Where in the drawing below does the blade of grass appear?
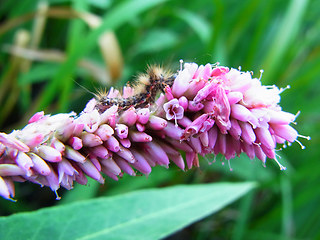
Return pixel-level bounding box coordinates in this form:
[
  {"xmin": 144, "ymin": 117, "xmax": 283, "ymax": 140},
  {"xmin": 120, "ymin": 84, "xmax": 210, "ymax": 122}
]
[
  {"xmin": 58, "ymin": 0, "xmax": 89, "ymax": 111},
  {"xmin": 35, "ymin": 0, "xmax": 169, "ymax": 112},
  {"xmin": 261, "ymin": 0, "xmax": 309, "ymax": 84}
]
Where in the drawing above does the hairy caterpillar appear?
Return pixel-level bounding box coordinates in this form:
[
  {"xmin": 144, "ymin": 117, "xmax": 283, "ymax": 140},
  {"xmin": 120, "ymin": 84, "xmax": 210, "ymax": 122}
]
[{"xmin": 95, "ymin": 65, "xmax": 176, "ymax": 112}]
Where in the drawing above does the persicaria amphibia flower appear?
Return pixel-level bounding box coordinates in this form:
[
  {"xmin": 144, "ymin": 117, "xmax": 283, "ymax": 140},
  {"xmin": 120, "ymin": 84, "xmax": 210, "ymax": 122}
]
[{"xmin": 0, "ymin": 62, "xmax": 309, "ymax": 200}]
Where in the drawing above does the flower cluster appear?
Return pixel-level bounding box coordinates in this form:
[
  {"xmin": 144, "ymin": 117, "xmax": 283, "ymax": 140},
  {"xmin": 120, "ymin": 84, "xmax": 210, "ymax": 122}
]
[{"xmin": 0, "ymin": 62, "xmax": 307, "ymax": 200}]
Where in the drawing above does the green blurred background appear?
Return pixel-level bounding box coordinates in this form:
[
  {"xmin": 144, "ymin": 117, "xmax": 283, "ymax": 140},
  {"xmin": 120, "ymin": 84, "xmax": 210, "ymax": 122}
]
[{"xmin": 0, "ymin": 0, "xmax": 319, "ymax": 239}]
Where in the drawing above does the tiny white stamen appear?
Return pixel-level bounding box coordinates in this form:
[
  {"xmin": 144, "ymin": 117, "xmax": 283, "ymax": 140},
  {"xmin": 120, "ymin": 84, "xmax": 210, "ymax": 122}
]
[
  {"xmin": 179, "ymin": 59, "xmax": 183, "ymax": 71},
  {"xmin": 279, "ymin": 85, "xmax": 291, "ymax": 94},
  {"xmin": 173, "ymin": 113, "xmax": 178, "ymax": 127},
  {"xmin": 228, "ymin": 160, "xmax": 233, "ymax": 171},
  {"xmin": 212, "ymin": 154, "xmax": 217, "ymax": 163},
  {"xmin": 7, "ymin": 197, "xmax": 17, "ymax": 202},
  {"xmin": 55, "ymin": 190, "xmax": 61, "ymax": 200},
  {"xmin": 298, "ymin": 134, "xmax": 311, "ymax": 140},
  {"xmin": 273, "ymin": 155, "xmax": 286, "ymax": 171},
  {"xmin": 203, "ymin": 155, "xmax": 212, "ymax": 165},
  {"xmin": 295, "ymin": 139, "xmax": 305, "ymax": 149},
  {"xmin": 259, "ymin": 69, "xmax": 264, "ymax": 80}
]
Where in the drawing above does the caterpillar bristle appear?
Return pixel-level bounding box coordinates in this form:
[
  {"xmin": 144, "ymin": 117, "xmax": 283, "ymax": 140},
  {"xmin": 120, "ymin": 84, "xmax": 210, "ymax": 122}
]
[{"xmin": 95, "ymin": 65, "xmax": 176, "ymax": 113}]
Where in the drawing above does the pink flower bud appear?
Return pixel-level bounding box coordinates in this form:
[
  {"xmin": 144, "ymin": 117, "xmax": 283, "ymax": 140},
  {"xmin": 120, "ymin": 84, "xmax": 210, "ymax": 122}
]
[
  {"xmin": 95, "ymin": 124, "xmax": 114, "ymax": 141},
  {"xmin": 115, "ymin": 124, "xmax": 128, "ymax": 139},
  {"xmin": 137, "ymin": 108, "xmax": 150, "ymax": 124},
  {"xmin": 148, "ymin": 116, "xmax": 167, "ymax": 130}
]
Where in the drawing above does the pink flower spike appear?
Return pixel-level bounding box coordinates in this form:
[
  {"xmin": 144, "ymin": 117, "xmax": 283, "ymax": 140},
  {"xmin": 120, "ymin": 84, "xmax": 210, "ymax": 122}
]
[
  {"xmin": 143, "ymin": 142, "xmax": 170, "ymax": 166},
  {"xmin": 64, "ymin": 146, "xmax": 86, "ymax": 163},
  {"xmin": 172, "ymin": 68, "xmax": 192, "ymax": 97},
  {"xmin": 231, "ymin": 104, "xmax": 259, "ymax": 128},
  {"xmin": 116, "ymin": 146, "xmax": 135, "ymax": 163},
  {"xmin": 37, "ymin": 146, "xmax": 62, "ymax": 162},
  {"xmin": 28, "ymin": 111, "xmax": 44, "ymax": 123},
  {"xmin": 115, "ymin": 124, "xmax": 128, "ymax": 139},
  {"xmin": 131, "ymin": 149, "xmax": 152, "ymax": 175},
  {"xmin": 100, "ymin": 158, "xmax": 121, "ymax": 176},
  {"xmin": 83, "ymin": 98, "xmax": 97, "ymax": 113},
  {"xmin": 255, "ymin": 127, "xmax": 275, "ymax": 149},
  {"xmin": 168, "ymin": 153, "xmax": 185, "ymax": 170},
  {"xmin": 193, "ymin": 81, "xmax": 217, "ymax": 103},
  {"xmin": 147, "ymin": 116, "xmax": 167, "ymax": 130},
  {"xmin": 199, "ymin": 132, "xmax": 209, "ymax": 147},
  {"xmin": 80, "ymin": 109, "xmax": 101, "ymax": 133},
  {"xmin": 239, "ymin": 121, "xmax": 256, "ymax": 144},
  {"xmin": 95, "ymin": 124, "xmax": 114, "ymax": 141},
  {"xmin": 68, "ymin": 136, "xmax": 83, "ymax": 150},
  {"xmin": 199, "ymin": 118, "xmax": 215, "ymax": 133},
  {"xmin": 137, "ymin": 108, "xmax": 150, "ymax": 125},
  {"xmin": 208, "ymin": 126, "xmax": 218, "ymax": 150},
  {"xmin": 90, "ymin": 156, "xmax": 102, "ymax": 172},
  {"xmin": 227, "ymin": 91, "xmax": 243, "ymax": 105},
  {"xmin": 120, "ymin": 107, "xmax": 137, "ymax": 126},
  {"xmin": 0, "ymin": 177, "xmax": 11, "ymax": 200},
  {"xmin": 165, "ymin": 85, "xmax": 174, "ymax": 100},
  {"xmin": 271, "ymin": 124, "xmax": 298, "ymax": 143},
  {"xmin": 51, "ymin": 139, "xmax": 65, "ymax": 153},
  {"xmin": 119, "ymin": 138, "xmax": 131, "ymax": 148},
  {"xmin": 190, "ymin": 136, "xmax": 202, "ymax": 153},
  {"xmin": 92, "ymin": 145, "xmax": 110, "ymax": 159},
  {"xmin": 79, "ymin": 160, "xmax": 104, "ymax": 183},
  {"xmin": 254, "ymin": 145, "xmax": 267, "ymax": 163},
  {"xmin": 211, "ymin": 67, "xmax": 229, "ymax": 77},
  {"xmin": 130, "ymin": 132, "xmax": 152, "ymax": 143},
  {"xmin": 58, "ymin": 158, "xmax": 78, "ymax": 177},
  {"xmin": 183, "ymin": 114, "xmax": 208, "ymax": 139},
  {"xmin": 104, "ymin": 136, "xmax": 120, "ymax": 152},
  {"xmin": 242, "ymin": 142, "xmax": 255, "ymax": 159},
  {"xmin": 136, "ymin": 123, "xmax": 146, "ymax": 132},
  {"xmin": 0, "ymin": 133, "xmax": 29, "ymax": 152},
  {"xmin": 0, "ymin": 61, "xmax": 308, "ymax": 199},
  {"xmin": 229, "ymin": 119, "xmax": 242, "ymax": 140},
  {"xmin": 113, "ymin": 155, "xmax": 135, "ymax": 176},
  {"xmin": 188, "ymin": 101, "xmax": 204, "ymax": 112},
  {"xmin": 166, "ymin": 138, "xmax": 194, "ymax": 152},
  {"xmin": 73, "ymin": 123, "xmax": 84, "ymax": 136},
  {"xmin": 100, "ymin": 105, "xmax": 118, "ymax": 124},
  {"xmin": 101, "ymin": 168, "xmax": 118, "ymax": 181},
  {"xmin": 0, "ymin": 164, "xmax": 25, "ymax": 176},
  {"xmin": 186, "ymin": 152, "xmax": 197, "ymax": 169},
  {"xmin": 178, "ymin": 96, "xmax": 188, "ymax": 110},
  {"xmin": 29, "ymin": 153, "xmax": 51, "ymax": 176},
  {"xmin": 163, "ymin": 122, "xmax": 184, "ymax": 140},
  {"xmin": 45, "ymin": 165, "xmax": 60, "ymax": 192},
  {"xmin": 22, "ymin": 133, "xmax": 44, "ymax": 149},
  {"xmin": 267, "ymin": 109, "xmax": 296, "ymax": 125},
  {"xmin": 81, "ymin": 132, "xmax": 103, "ymax": 147},
  {"xmin": 164, "ymin": 99, "xmax": 184, "ymax": 123},
  {"xmin": 177, "ymin": 116, "xmax": 193, "ymax": 128}
]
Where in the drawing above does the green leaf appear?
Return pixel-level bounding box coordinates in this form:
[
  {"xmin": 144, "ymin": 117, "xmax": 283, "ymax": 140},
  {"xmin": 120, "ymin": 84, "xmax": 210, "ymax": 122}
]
[
  {"xmin": 175, "ymin": 9, "xmax": 211, "ymax": 44},
  {"xmin": 261, "ymin": 0, "xmax": 309, "ymax": 83},
  {"xmin": 18, "ymin": 63, "xmax": 60, "ymax": 85},
  {"xmin": 0, "ymin": 182, "xmax": 255, "ymax": 240},
  {"xmin": 135, "ymin": 29, "xmax": 179, "ymax": 54}
]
